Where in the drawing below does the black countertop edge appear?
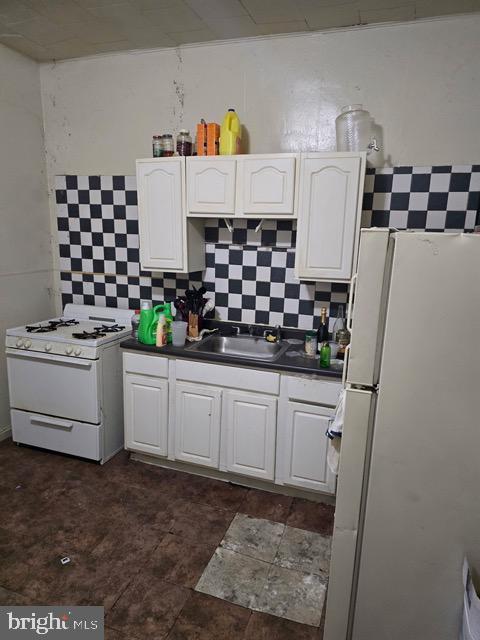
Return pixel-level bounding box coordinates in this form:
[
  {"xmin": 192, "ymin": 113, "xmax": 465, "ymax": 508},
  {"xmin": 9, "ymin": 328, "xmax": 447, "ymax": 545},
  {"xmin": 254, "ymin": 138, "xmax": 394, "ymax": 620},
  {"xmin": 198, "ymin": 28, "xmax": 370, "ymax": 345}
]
[{"xmin": 120, "ymin": 338, "xmax": 343, "ymax": 380}]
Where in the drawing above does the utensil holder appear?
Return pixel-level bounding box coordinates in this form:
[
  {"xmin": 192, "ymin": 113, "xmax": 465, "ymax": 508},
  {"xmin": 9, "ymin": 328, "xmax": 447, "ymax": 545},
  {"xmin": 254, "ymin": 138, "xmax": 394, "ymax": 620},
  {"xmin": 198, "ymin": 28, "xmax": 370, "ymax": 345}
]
[{"xmin": 188, "ymin": 312, "xmax": 200, "ymax": 338}]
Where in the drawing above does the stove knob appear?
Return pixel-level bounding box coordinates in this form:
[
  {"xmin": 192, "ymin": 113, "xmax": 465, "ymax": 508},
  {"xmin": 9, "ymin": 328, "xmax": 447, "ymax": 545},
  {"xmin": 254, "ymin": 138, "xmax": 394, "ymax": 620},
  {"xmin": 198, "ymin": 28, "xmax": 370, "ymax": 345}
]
[
  {"xmin": 74, "ymin": 348, "xmax": 82, "ymax": 356},
  {"xmin": 65, "ymin": 346, "xmax": 73, "ymax": 355},
  {"xmin": 45, "ymin": 343, "xmax": 52, "ymax": 352},
  {"xmin": 24, "ymin": 340, "xmax": 32, "ymax": 348},
  {"xmin": 16, "ymin": 339, "xmax": 24, "ymax": 348}
]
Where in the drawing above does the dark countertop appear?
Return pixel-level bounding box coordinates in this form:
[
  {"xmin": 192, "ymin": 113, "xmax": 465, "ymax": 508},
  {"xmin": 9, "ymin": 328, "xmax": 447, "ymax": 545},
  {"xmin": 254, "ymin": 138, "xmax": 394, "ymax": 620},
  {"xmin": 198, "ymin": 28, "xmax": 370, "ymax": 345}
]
[{"xmin": 120, "ymin": 337, "xmax": 343, "ymax": 380}]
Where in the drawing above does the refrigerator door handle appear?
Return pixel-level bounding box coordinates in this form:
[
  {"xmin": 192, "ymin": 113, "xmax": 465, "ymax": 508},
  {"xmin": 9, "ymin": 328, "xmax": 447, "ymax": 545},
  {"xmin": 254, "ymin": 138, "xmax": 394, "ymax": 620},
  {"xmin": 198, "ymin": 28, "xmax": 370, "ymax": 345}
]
[
  {"xmin": 342, "ymin": 344, "xmax": 351, "ymax": 386},
  {"xmin": 347, "ymin": 273, "xmax": 357, "ymax": 333}
]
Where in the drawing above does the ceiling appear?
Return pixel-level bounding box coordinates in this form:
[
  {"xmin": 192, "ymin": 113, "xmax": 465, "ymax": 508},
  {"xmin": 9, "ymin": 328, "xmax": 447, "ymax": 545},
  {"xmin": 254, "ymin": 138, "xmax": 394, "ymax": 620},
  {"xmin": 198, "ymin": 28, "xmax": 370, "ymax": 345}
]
[{"xmin": 0, "ymin": 0, "xmax": 479, "ymax": 62}]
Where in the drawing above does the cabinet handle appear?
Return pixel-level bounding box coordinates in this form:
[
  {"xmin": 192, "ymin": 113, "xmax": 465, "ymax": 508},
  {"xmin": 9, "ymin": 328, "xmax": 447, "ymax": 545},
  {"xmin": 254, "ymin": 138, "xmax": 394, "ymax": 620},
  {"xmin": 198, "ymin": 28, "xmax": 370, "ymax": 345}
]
[
  {"xmin": 347, "ymin": 273, "xmax": 357, "ymax": 333},
  {"xmin": 7, "ymin": 348, "xmax": 93, "ymax": 368},
  {"xmin": 342, "ymin": 344, "xmax": 351, "ymax": 386},
  {"xmin": 30, "ymin": 415, "xmax": 74, "ymax": 430}
]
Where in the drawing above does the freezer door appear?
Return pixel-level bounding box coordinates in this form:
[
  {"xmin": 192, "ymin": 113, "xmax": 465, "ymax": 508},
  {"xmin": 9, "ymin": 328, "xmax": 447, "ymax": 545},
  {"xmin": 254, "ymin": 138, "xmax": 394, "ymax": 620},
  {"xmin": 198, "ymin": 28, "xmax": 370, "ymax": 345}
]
[
  {"xmin": 346, "ymin": 228, "xmax": 394, "ymax": 387},
  {"xmin": 351, "ymin": 233, "xmax": 480, "ymax": 640},
  {"xmin": 323, "ymin": 388, "xmax": 376, "ymax": 640}
]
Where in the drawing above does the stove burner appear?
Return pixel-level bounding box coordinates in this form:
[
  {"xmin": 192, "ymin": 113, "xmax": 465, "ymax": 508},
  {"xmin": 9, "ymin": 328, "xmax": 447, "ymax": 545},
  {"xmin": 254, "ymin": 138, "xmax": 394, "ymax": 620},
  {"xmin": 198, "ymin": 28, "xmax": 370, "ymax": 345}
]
[
  {"xmin": 71, "ymin": 323, "xmax": 125, "ymax": 341},
  {"xmin": 26, "ymin": 319, "xmax": 79, "ymax": 333},
  {"xmin": 93, "ymin": 324, "xmax": 125, "ymax": 333},
  {"xmin": 25, "ymin": 325, "xmax": 55, "ymax": 334},
  {"xmin": 72, "ymin": 330, "xmax": 107, "ymax": 340}
]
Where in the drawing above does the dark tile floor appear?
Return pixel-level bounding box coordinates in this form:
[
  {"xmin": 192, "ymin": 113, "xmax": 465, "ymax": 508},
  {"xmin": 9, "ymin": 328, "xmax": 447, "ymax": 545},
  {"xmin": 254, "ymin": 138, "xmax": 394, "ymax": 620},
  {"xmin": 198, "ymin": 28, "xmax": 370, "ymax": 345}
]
[{"xmin": 0, "ymin": 439, "xmax": 334, "ymax": 639}]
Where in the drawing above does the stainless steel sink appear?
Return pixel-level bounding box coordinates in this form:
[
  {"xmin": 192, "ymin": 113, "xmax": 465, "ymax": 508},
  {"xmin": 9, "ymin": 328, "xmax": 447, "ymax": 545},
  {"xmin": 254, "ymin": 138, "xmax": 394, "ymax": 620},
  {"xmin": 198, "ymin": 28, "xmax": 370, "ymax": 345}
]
[{"xmin": 188, "ymin": 334, "xmax": 290, "ymax": 361}]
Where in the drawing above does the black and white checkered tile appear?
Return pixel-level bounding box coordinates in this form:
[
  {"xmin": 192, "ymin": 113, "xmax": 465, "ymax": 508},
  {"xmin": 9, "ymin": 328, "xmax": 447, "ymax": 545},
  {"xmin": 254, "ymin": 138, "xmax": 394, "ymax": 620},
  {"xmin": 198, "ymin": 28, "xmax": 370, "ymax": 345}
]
[
  {"xmin": 203, "ymin": 245, "xmax": 347, "ymax": 328},
  {"xmin": 204, "ymin": 218, "xmax": 296, "ymax": 247},
  {"xmin": 55, "ymin": 175, "xmax": 338, "ymax": 330},
  {"xmin": 56, "ymin": 165, "xmax": 479, "ymax": 330},
  {"xmin": 362, "ymin": 165, "xmax": 480, "ymax": 231}
]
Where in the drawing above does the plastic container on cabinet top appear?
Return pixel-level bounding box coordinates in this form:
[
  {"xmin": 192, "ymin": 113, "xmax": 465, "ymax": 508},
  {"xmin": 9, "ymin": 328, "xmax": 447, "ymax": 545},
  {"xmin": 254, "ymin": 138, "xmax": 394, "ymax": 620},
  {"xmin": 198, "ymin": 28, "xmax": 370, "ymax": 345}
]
[
  {"xmin": 219, "ymin": 109, "xmax": 241, "ymax": 155},
  {"xmin": 335, "ymin": 104, "xmax": 373, "ymax": 153}
]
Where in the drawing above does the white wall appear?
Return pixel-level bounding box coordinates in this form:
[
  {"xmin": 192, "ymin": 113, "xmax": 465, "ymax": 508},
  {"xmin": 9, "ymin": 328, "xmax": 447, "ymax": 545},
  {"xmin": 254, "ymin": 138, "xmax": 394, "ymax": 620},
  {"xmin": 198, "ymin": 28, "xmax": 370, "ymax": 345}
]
[
  {"xmin": 0, "ymin": 44, "xmax": 54, "ymax": 435},
  {"xmin": 40, "ymin": 14, "xmax": 480, "ymax": 178},
  {"xmin": 39, "ymin": 14, "xmax": 480, "ymax": 313}
]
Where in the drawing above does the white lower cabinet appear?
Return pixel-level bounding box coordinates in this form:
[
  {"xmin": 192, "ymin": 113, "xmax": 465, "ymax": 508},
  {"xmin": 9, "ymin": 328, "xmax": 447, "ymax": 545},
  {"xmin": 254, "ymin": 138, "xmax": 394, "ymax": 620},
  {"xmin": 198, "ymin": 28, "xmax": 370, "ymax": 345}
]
[
  {"xmin": 124, "ymin": 373, "xmax": 168, "ymax": 457},
  {"xmin": 123, "ymin": 352, "xmax": 339, "ymax": 495},
  {"xmin": 174, "ymin": 382, "xmax": 222, "ymax": 469},
  {"xmin": 224, "ymin": 390, "xmax": 277, "ymax": 481},
  {"xmin": 283, "ymin": 401, "xmax": 336, "ymax": 494}
]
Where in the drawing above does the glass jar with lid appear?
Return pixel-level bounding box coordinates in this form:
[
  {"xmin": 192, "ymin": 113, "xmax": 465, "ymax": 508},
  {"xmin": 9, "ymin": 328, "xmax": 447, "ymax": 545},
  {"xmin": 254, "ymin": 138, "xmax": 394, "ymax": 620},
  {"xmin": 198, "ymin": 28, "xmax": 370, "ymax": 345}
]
[
  {"xmin": 304, "ymin": 331, "xmax": 318, "ymax": 357},
  {"xmin": 152, "ymin": 135, "xmax": 162, "ymax": 157},
  {"xmin": 176, "ymin": 129, "xmax": 192, "ymax": 156},
  {"xmin": 162, "ymin": 134, "xmax": 175, "ymax": 157}
]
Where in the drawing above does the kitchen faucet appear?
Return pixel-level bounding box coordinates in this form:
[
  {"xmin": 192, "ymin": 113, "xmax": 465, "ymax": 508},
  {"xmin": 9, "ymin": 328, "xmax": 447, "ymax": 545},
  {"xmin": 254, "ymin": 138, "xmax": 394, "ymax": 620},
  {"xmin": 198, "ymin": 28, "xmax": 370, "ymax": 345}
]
[
  {"xmin": 263, "ymin": 325, "xmax": 282, "ymax": 342},
  {"xmin": 274, "ymin": 325, "xmax": 282, "ymax": 342}
]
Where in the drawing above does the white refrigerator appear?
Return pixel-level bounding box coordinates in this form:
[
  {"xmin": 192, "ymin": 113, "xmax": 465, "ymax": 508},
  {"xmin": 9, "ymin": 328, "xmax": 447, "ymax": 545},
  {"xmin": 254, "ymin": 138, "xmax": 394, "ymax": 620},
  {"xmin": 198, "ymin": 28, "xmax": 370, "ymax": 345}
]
[{"xmin": 324, "ymin": 229, "xmax": 480, "ymax": 640}]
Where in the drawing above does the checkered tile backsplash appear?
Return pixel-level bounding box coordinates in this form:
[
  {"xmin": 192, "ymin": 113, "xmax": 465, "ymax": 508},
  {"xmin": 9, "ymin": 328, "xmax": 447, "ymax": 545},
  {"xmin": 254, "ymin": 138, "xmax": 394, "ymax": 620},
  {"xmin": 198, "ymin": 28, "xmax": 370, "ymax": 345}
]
[{"xmin": 56, "ymin": 165, "xmax": 479, "ymax": 330}]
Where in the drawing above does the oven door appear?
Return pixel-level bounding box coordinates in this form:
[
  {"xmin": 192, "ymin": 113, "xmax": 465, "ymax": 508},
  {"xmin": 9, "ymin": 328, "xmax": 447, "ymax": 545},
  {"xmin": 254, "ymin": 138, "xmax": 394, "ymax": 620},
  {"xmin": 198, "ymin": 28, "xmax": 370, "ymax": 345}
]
[{"xmin": 6, "ymin": 348, "xmax": 101, "ymax": 424}]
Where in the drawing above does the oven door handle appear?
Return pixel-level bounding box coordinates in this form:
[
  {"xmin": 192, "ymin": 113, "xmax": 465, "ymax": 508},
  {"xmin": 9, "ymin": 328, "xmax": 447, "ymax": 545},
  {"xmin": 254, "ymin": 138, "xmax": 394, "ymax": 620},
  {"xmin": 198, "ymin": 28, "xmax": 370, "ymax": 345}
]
[
  {"xmin": 5, "ymin": 348, "xmax": 93, "ymax": 368},
  {"xmin": 29, "ymin": 415, "xmax": 74, "ymax": 430}
]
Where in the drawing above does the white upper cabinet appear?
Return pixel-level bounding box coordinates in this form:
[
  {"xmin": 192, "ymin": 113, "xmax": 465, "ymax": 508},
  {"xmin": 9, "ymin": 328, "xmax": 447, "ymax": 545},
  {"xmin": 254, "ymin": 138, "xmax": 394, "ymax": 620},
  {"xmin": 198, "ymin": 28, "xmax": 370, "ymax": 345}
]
[
  {"xmin": 136, "ymin": 158, "xmax": 204, "ymax": 273},
  {"xmin": 187, "ymin": 157, "xmax": 236, "ymax": 215},
  {"xmin": 186, "ymin": 154, "xmax": 297, "ymax": 218},
  {"xmin": 295, "ymin": 153, "xmax": 366, "ymax": 282},
  {"xmin": 136, "ymin": 152, "xmax": 365, "ymax": 277},
  {"xmin": 240, "ymin": 155, "xmax": 297, "ymax": 216}
]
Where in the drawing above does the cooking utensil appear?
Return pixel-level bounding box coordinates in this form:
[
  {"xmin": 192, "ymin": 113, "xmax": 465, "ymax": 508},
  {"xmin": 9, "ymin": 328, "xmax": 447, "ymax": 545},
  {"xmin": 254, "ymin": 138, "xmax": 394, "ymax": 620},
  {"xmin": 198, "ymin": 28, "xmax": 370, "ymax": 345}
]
[
  {"xmin": 174, "ymin": 297, "xmax": 188, "ymax": 321},
  {"xmin": 202, "ymin": 298, "xmax": 215, "ymax": 316}
]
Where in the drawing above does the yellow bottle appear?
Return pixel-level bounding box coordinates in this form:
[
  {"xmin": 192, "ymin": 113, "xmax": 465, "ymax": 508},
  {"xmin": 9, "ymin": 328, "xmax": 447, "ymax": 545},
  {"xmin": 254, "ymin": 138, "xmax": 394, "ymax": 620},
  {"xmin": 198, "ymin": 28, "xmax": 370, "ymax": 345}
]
[{"xmin": 219, "ymin": 108, "xmax": 241, "ymax": 155}]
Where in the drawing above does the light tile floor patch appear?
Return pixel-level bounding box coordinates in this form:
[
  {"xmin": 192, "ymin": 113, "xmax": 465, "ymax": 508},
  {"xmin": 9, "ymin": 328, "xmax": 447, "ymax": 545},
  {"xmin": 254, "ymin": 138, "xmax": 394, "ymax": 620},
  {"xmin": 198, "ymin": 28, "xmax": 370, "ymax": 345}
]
[
  {"xmin": 195, "ymin": 514, "xmax": 331, "ymax": 626},
  {"xmin": 221, "ymin": 514, "xmax": 285, "ymax": 563},
  {"xmin": 256, "ymin": 564, "xmax": 327, "ymax": 627},
  {"xmin": 274, "ymin": 525, "xmax": 331, "ymax": 576},
  {"xmin": 195, "ymin": 547, "xmax": 270, "ymax": 609}
]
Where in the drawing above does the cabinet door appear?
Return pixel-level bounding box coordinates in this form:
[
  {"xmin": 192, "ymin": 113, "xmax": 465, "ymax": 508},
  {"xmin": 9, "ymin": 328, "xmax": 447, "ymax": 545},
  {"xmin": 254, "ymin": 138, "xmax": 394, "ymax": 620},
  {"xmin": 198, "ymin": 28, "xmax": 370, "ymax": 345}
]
[
  {"xmin": 295, "ymin": 154, "xmax": 364, "ymax": 281},
  {"xmin": 284, "ymin": 401, "xmax": 336, "ymax": 493},
  {"xmin": 175, "ymin": 382, "xmax": 222, "ymax": 468},
  {"xmin": 124, "ymin": 373, "xmax": 168, "ymax": 457},
  {"xmin": 225, "ymin": 390, "xmax": 277, "ymax": 480},
  {"xmin": 187, "ymin": 158, "xmax": 236, "ymax": 215},
  {"xmin": 136, "ymin": 158, "xmax": 185, "ymax": 271},
  {"xmin": 241, "ymin": 156, "xmax": 296, "ymax": 216}
]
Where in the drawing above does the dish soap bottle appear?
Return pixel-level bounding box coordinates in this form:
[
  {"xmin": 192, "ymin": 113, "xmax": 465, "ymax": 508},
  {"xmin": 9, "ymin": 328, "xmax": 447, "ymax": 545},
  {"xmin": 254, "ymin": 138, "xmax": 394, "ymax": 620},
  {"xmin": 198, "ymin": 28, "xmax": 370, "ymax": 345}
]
[
  {"xmin": 155, "ymin": 302, "xmax": 173, "ymax": 344},
  {"xmin": 219, "ymin": 109, "xmax": 241, "ymax": 155},
  {"xmin": 156, "ymin": 313, "xmax": 167, "ymax": 347},
  {"xmin": 131, "ymin": 309, "xmax": 141, "ymax": 340}
]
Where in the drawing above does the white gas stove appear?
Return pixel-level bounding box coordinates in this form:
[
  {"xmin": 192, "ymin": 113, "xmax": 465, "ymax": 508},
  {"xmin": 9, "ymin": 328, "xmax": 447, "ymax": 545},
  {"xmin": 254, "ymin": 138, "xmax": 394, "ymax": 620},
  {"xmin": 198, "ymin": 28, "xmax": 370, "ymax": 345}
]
[
  {"xmin": 5, "ymin": 304, "xmax": 133, "ymax": 463},
  {"xmin": 6, "ymin": 303, "xmax": 132, "ymax": 360}
]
